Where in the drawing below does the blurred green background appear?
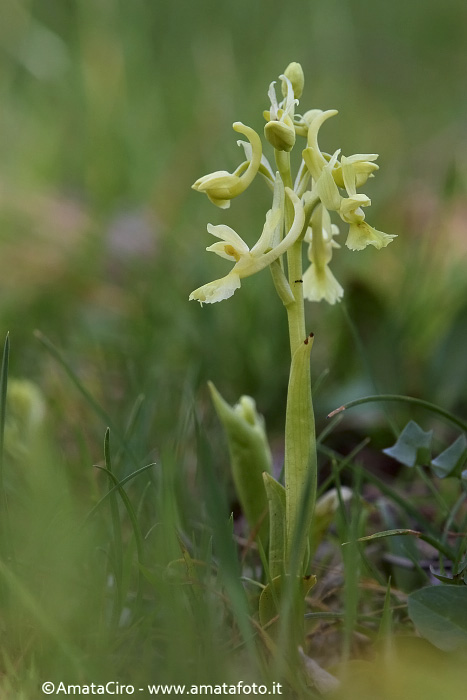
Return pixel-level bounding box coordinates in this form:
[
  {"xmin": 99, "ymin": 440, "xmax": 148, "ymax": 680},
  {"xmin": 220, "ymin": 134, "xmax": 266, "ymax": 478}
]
[{"xmin": 1, "ymin": 0, "xmax": 467, "ymax": 464}]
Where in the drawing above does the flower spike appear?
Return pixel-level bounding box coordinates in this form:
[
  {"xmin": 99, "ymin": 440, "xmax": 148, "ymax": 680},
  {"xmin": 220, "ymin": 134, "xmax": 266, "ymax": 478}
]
[{"xmin": 191, "ymin": 62, "xmax": 396, "ymax": 305}]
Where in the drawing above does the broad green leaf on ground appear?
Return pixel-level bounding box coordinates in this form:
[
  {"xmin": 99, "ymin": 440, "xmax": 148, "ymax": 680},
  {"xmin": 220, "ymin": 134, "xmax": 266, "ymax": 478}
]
[
  {"xmin": 383, "ymin": 421, "xmax": 432, "ymax": 468},
  {"xmin": 431, "ymin": 434, "xmax": 467, "ymax": 478},
  {"xmin": 408, "ymin": 585, "xmax": 467, "ymax": 651}
]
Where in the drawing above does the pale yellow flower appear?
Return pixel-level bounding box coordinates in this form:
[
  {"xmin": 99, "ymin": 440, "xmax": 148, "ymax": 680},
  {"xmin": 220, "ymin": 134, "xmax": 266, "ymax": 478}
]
[
  {"xmin": 303, "ymin": 205, "xmax": 343, "ymax": 305},
  {"xmin": 339, "ymin": 193, "xmax": 396, "ymax": 250},
  {"xmin": 192, "ymin": 122, "xmax": 262, "ymax": 208},
  {"xmin": 190, "ymin": 186, "xmax": 305, "ymax": 304}
]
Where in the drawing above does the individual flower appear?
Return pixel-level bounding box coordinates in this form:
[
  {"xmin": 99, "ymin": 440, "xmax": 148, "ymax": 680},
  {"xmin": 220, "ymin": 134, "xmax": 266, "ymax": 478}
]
[
  {"xmin": 263, "ymin": 75, "xmax": 298, "ymax": 152},
  {"xmin": 339, "ymin": 193, "xmax": 396, "ymax": 250},
  {"xmin": 192, "ymin": 122, "xmax": 262, "ymax": 208},
  {"xmin": 303, "ymin": 205, "xmax": 343, "ymax": 305},
  {"xmin": 189, "ymin": 185, "xmax": 305, "ymax": 304}
]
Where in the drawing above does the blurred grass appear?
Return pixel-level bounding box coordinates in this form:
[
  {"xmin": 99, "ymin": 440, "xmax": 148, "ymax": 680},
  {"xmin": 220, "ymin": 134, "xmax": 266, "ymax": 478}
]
[
  {"xmin": 0, "ymin": 0, "xmax": 467, "ymax": 692},
  {"xmin": 1, "ymin": 0, "xmax": 466, "ymax": 434}
]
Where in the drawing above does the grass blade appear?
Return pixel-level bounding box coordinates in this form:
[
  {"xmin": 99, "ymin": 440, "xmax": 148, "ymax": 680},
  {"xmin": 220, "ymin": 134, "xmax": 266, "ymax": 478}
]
[
  {"xmin": 104, "ymin": 428, "xmax": 124, "ymax": 625},
  {"xmin": 0, "ymin": 334, "xmax": 11, "ymax": 562},
  {"xmin": 328, "ymin": 393, "xmax": 467, "ymax": 432},
  {"xmin": 34, "ymin": 331, "xmax": 140, "ymax": 467}
]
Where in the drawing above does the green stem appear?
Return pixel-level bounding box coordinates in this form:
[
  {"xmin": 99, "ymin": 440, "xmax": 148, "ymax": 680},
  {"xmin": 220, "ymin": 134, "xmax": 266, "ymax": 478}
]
[
  {"xmin": 284, "ymin": 335, "xmax": 316, "ymax": 571},
  {"xmin": 275, "ymin": 150, "xmax": 306, "ymax": 356},
  {"xmin": 273, "ymin": 150, "xmax": 317, "ymax": 574}
]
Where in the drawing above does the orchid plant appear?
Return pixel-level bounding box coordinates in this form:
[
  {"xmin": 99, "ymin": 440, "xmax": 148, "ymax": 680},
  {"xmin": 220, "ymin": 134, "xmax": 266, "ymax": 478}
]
[{"xmin": 190, "ymin": 62, "xmax": 395, "ymax": 626}]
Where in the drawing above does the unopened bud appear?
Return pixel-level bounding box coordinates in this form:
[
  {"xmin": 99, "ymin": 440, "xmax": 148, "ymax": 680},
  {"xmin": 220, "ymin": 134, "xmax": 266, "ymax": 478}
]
[
  {"xmin": 282, "ymin": 62, "xmax": 304, "ymax": 99},
  {"xmin": 264, "ymin": 118, "xmax": 296, "ymax": 152}
]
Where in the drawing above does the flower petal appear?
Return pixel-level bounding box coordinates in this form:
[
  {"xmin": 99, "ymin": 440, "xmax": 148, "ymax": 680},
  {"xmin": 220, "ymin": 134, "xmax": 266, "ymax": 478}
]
[
  {"xmin": 267, "ymin": 81, "xmax": 279, "ymax": 120},
  {"xmin": 189, "ymin": 273, "xmax": 241, "ymax": 305},
  {"xmin": 237, "ymin": 139, "xmax": 275, "ymax": 181},
  {"xmin": 230, "ymin": 123, "xmax": 262, "ymax": 194},
  {"xmin": 250, "ymin": 207, "xmax": 282, "ymax": 256},
  {"xmin": 206, "ymin": 194, "xmax": 231, "ymax": 209},
  {"xmin": 193, "ymin": 171, "xmax": 238, "ymax": 193},
  {"xmin": 278, "ymin": 74, "xmax": 299, "ymax": 118},
  {"xmin": 315, "ymin": 150, "xmax": 342, "ymax": 211},
  {"xmin": 257, "ymin": 187, "xmax": 305, "ymax": 267},
  {"xmin": 346, "ymin": 221, "xmax": 397, "ymax": 251},
  {"xmin": 305, "ymin": 109, "xmax": 338, "ymax": 162},
  {"xmin": 303, "ymin": 263, "xmax": 344, "ymax": 305},
  {"xmin": 302, "ymin": 146, "xmax": 325, "ymax": 182},
  {"xmin": 206, "ymin": 223, "xmax": 250, "ymax": 252},
  {"xmin": 205, "ymin": 242, "xmax": 240, "ymax": 261},
  {"xmin": 341, "ymin": 154, "xmax": 379, "ymax": 195}
]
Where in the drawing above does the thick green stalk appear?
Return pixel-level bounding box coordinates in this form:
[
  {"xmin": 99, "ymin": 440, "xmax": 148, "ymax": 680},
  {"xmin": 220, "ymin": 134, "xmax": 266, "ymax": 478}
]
[{"xmin": 284, "ymin": 334, "xmax": 316, "ymax": 571}]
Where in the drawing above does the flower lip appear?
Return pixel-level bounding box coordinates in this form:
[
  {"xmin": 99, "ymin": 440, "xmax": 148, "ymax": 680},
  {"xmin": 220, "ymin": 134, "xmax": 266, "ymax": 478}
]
[
  {"xmin": 189, "ymin": 272, "xmax": 241, "ymax": 305},
  {"xmin": 303, "ymin": 263, "xmax": 344, "ymax": 305},
  {"xmin": 346, "ymin": 221, "xmax": 397, "ymax": 251}
]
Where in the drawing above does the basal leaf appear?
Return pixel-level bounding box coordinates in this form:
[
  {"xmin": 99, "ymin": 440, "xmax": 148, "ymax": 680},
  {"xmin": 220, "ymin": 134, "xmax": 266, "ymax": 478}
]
[
  {"xmin": 431, "ymin": 434, "xmax": 467, "ymax": 479},
  {"xmin": 408, "ymin": 585, "xmax": 467, "ymax": 651},
  {"xmin": 383, "ymin": 420, "xmax": 432, "ymax": 468}
]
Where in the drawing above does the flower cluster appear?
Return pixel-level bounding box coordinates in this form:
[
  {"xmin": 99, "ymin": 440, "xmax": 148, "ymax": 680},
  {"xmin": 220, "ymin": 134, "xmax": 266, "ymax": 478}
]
[{"xmin": 190, "ymin": 62, "xmax": 395, "ymax": 305}]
